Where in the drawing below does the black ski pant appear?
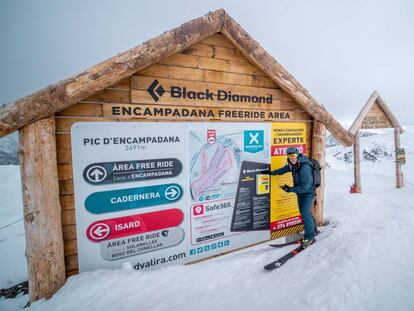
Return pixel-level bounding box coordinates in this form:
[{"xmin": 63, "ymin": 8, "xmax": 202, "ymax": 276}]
[{"xmin": 297, "ymin": 194, "xmax": 317, "ymax": 240}]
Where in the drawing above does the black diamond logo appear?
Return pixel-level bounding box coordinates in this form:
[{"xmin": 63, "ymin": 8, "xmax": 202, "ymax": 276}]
[{"xmin": 147, "ymin": 79, "xmax": 165, "ymax": 102}]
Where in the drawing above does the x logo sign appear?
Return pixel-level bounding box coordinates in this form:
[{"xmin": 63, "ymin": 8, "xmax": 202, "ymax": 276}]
[{"xmin": 249, "ymin": 132, "xmax": 259, "ymax": 144}]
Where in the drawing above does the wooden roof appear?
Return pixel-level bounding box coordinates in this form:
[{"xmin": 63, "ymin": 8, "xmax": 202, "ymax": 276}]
[
  {"xmin": 0, "ymin": 9, "xmax": 353, "ymax": 146},
  {"xmin": 349, "ymin": 91, "xmax": 404, "ymax": 135}
]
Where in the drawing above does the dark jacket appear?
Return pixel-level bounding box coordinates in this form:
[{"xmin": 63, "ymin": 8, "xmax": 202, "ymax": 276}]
[{"xmin": 270, "ymin": 154, "xmax": 315, "ymax": 196}]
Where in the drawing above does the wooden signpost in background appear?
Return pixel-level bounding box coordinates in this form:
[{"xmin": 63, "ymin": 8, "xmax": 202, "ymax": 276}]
[{"xmin": 349, "ymin": 91, "xmax": 405, "ymax": 192}]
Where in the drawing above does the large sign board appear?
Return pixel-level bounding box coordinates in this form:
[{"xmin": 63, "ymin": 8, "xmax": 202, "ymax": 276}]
[{"xmin": 71, "ymin": 122, "xmax": 272, "ymax": 272}]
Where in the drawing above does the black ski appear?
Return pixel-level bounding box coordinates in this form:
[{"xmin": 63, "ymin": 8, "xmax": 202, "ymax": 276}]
[
  {"xmin": 264, "ymin": 244, "xmax": 311, "ymax": 270},
  {"xmin": 269, "ymin": 239, "xmax": 302, "ymax": 248},
  {"xmin": 269, "ymin": 228, "xmax": 326, "ymax": 248},
  {"xmin": 0, "ymin": 281, "xmax": 28, "ymax": 298},
  {"xmin": 264, "ymin": 228, "xmax": 333, "ymax": 271}
]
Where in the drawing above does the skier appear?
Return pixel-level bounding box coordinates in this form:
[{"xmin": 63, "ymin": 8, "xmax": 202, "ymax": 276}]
[{"xmin": 268, "ymin": 146, "xmax": 318, "ymax": 248}]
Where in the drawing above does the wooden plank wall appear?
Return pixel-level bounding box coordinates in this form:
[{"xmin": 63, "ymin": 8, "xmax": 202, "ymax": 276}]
[{"xmin": 54, "ymin": 33, "xmax": 314, "ymax": 276}]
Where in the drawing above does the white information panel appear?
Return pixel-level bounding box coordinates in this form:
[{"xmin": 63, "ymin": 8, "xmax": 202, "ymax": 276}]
[
  {"xmin": 187, "ymin": 123, "xmax": 270, "ymax": 261},
  {"xmin": 71, "ymin": 122, "xmax": 270, "ymax": 272}
]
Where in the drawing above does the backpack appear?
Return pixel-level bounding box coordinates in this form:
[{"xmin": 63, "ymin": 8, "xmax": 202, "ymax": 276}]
[{"xmin": 307, "ymin": 158, "xmax": 322, "ymax": 188}]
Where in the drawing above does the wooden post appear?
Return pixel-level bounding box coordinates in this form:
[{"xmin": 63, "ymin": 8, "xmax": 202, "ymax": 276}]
[
  {"xmin": 311, "ymin": 121, "xmax": 326, "ymax": 226},
  {"xmin": 353, "ymin": 130, "xmax": 362, "ymax": 193},
  {"xmin": 19, "ymin": 117, "xmax": 66, "ymax": 302},
  {"xmin": 394, "ymin": 127, "xmax": 404, "ymax": 188}
]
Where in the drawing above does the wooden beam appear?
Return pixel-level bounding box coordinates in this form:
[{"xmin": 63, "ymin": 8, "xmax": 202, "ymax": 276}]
[
  {"xmin": 377, "ymin": 95, "xmax": 404, "ymax": 133},
  {"xmin": 353, "ymin": 130, "xmax": 362, "ymax": 193},
  {"xmin": 221, "ymin": 12, "xmax": 353, "ymax": 147},
  {"xmin": 0, "ymin": 8, "xmax": 355, "ymax": 150},
  {"xmin": 0, "ymin": 8, "xmax": 354, "ymax": 149},
  {"xmin": 19, "ymin": 117, "xmax": 66, "ymax": 302},
  {"xmin": 349, "ymin": 92, "xmax": 378, "ymax": 135},
  {"xmin": 394, "ymin": 127, "xmax": 404, "ymax": 188},
  {"xmin": 0, "ymin": 9, "xmax": 225, "ymax": 137},
  {"xmin": 311, "ymin": 121, "xmax": 326, "ymax": 225}
]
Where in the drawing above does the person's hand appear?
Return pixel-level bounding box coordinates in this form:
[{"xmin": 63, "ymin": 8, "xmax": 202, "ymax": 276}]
[
  {"xmin": 260, "ymin": 169, "xmax": 271, "ymax": 175},
  {"xmin": 280, "ymin": 184, "xmax": 292, "ymax": 192}
]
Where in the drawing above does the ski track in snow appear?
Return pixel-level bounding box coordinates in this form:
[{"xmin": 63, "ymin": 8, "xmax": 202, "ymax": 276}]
[{"xmin": 1, "ymin": 128, "xmax": 414, "ymax": 311}]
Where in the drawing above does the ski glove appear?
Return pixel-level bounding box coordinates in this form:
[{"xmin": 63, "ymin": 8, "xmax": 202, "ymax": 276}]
[
  {"xmin": 280, "ymin": 184, "xmax": 292, "ymax": 192},
  {"xmin": 260, "ymin": 169, "xmax": 271, "ymax": 175}
]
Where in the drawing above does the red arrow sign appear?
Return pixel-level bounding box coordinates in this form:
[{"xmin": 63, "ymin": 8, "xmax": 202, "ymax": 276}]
[
  {"xmin": 88, "ymin": 223, "xmax": 110, "ymax": 241},
  {"xmin": 86, "ymin": 208, "xmax": 184, "ymax": 242}
]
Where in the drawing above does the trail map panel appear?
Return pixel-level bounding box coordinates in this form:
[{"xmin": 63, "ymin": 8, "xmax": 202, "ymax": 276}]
[{"xmin": 188, "ymin": 123, "xmax": 270, "ymax": 262}]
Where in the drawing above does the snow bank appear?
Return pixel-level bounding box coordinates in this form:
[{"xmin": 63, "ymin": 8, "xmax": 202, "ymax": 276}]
[{"xmin": 2, "ymin": 127, "xmax": 414, "ymax": 311}]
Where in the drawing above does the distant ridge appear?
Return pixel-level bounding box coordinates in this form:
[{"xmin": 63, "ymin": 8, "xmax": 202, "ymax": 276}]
[{"xmin": 0, "ymin": 132, "xmax": 18, "ymax": 165}]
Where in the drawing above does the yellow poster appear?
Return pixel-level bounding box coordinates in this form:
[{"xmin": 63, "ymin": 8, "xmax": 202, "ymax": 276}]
[{"xmin": 270, "ymin": 123, "xmax": 307, "ymax": 239}]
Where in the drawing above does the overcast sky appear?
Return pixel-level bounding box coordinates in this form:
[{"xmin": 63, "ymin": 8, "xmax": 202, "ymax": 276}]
[{"xmin": 1, "ymin": 0, "xmax": 413, "ymax": 127}]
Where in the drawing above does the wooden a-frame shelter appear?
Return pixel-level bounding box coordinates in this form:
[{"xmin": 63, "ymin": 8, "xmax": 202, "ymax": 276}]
[{"xmin": 0, "ymin": 9, "xmax": 354, "ymax": 302}]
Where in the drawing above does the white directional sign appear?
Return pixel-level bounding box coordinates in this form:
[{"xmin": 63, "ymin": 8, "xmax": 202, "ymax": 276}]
[
  {"xmin": 72, "ymin": 122, "xmax": 188, "ymax": 272},
  {"xmin": 89, "ymin": 223, "xmax": 110, "ymax": 241},
  {"xmin": 86, "ymin": 165, "xmax": 107, "ymax": 183},
  {"xmin": 165, "ymin": 185, "xmax": 181, "ymax": 201}
]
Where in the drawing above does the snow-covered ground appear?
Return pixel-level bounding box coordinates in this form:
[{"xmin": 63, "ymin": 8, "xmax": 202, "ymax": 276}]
[
  {"xmin": 0, "ymin": 165, "xmax": 27, "ymax": 310},
  {"xmin": 1, "ymin": 127, "xmax": 414, "ymax": 311}
]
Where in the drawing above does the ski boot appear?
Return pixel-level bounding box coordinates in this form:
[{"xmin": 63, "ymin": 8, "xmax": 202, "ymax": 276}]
[{"xmin": 300, "ymin": 238, "xmax": 315, "ymax": 249}]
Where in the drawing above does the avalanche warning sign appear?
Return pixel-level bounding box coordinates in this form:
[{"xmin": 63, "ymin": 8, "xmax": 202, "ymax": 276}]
[{"xmin": 270, "ymin": 123, "xmax": 307, "ymax": 239}]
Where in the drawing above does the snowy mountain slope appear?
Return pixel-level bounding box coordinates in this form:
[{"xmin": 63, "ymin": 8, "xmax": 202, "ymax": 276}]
[
  {"xmin": 325, "ymin": 131, "xmax": 377, "ymax": 148},
  {"xmin": 0, "ymin": 166, "xmax": 26, "ymax": 311},
  {"xmin": 327, "ymin": 127, "xmax": 411, "ymax": 171},
  {"xmin": 0, "ymin": 132, "xmax": 19, "ymax": 165},
  {"xmin": 1, "ymin": 127, "xmax": 414, "ymax": 311}
]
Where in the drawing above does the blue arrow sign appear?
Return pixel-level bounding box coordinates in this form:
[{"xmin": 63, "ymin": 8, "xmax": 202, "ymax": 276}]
[
  {"xmin": 85, "ymin": 183, "xmax": 183, "ymax": 214},
  {"xmin": 165, "ymin": 185, "xmax": 181, "ymax": 200}
]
